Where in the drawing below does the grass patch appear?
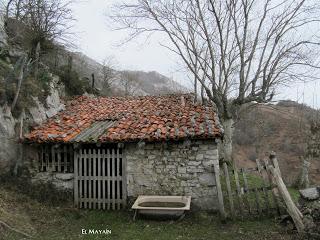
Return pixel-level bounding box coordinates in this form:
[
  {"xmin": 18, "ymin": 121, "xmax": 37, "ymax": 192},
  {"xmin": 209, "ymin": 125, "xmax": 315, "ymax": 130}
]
[{"xmin": 0, "ymin": 184, "xmax": 294, "ymax": 240}]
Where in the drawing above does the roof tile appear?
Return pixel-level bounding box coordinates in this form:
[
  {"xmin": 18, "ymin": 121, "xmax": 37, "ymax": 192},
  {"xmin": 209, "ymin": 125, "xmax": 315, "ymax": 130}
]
[{"xmin": 25, "ymin": 94, "xmax": 223, "ymax": 143}]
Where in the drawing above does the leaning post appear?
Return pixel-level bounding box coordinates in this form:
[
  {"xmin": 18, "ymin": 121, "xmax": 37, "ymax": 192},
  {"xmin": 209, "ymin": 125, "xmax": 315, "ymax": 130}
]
[{"xmin": 213, "ymin": 159, "xmax": 226, "ymax": 221}]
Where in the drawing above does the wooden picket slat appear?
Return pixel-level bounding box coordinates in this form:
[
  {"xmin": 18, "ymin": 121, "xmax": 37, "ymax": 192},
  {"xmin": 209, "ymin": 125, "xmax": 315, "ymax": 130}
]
[
  {"xmin": 241, "ymin": 168, "xmax": 252, "ymax": 214},
  {"xmin": 79, "ymin": 150, "xmax": 83, "ymax": 208},
  {"xmin": 223, "ymin": 162, "xmax": 235, "ymax": 218},
  {"xmin": 107, "ymin": 148, "xmax": 111, "ymax": 210},
  {"xmin": 111, "ymin": 148, "xmax": 116, "ymax": 210},
  {"xmin": 74, "ymin": 145, "xmax": 125, "ymax": 210},
  {"xmin": 63, "ymin": 145, "xmax": 67, "ymax": 173},
  {"xmin": 83, "ymin": 149, "xmax": 87, "ymax": 209},
  {"xmin": 116, "ymin": 147, "xmax": 121, "ymax": 210},
  {"xmin": 74, "ymin": 150, "xmax": 79, "ymax": 208},
  {"xmin": 233, "ymin": 166, "xmax": 243, "ymax": 216},
  {"xmin": 263, "ymin": 158, "xmax": 281, "ymax": 215},
  {"xmin": 256, "ymin": 159, "xmax": 271, "ymax": 215},
  {"xmin": 219, "ymin": 153, "xmax": 291, "ymax": 220},
  {"xmin": 89, "ymin": 149, "xmax": 92, "ymax": 209},
  {"xmin": 254, "ymin": 187, "xmax": 262, "ymax": 216},
  {"xmin": 102, "ymin": 149, "xmax": 106, "ymax": 210},
  {"xmin": 93, "ymin": 149, "xmax": 96, "ymax": 209},
  {"xmin": 97, "ymin": 148, "xmax": 101, "ymax": 210}
]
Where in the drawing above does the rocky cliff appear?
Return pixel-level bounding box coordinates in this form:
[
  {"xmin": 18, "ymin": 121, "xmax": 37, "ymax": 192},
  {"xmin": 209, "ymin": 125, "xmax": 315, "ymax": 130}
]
[
  {"xmin": 0, "ymin": 14, "xmax": 6, "ymax": 47},
  {"xmin": 0, "ymin": 77, "xmax": 65, "ymax": 173}
]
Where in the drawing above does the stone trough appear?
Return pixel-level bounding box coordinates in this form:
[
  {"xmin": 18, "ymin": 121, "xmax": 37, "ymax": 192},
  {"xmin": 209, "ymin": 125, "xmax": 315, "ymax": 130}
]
[{"xmin": 132, "ymin": 195, "xmax": 191, "ymax": 220}]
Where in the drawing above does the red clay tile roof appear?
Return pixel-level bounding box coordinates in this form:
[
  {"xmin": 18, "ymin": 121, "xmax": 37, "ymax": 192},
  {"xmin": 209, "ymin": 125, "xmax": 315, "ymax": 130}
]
[{"xmin": 25, "ymin": 94, "xmax": 223, "ymax": 143}]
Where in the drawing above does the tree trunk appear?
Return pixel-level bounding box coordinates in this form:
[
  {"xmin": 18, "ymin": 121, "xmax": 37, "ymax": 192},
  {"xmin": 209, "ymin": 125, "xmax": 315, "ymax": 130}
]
[
  {"xmin": 219, "ymin": 118, "xmax": 234, "ymax": 163},
  {"xmin": 34, "ymin": 41, "xmax": 41, "ymax": 79},
  {"xmin": 11, "ymin": 56, "xmax": 26, "ymax": 111},
  {"xmin": 13, "ymin": 109, "xmax": 25, "ymax": 176},
  {"xmin": 193, "ymin": 75, "xmax": 197, "ymax": 103}
]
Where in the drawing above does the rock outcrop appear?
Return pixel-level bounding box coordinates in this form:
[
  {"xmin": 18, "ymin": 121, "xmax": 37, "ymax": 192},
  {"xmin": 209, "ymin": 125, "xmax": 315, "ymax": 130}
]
[
  {"xmin": 0, "ymin": 14, "xmax": 7, "ymax": 47},
  {"xmin": 0, "ymin": 107, "xmax": 17, "ymax": 173},
  {"xmin": 0, "ymin": 76, "xmax": 65, "ymax": 174}
]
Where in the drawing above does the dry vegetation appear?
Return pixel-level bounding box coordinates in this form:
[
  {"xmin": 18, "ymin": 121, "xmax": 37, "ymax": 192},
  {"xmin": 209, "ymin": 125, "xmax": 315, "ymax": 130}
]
[{"xmin": 233, "ymin": 101, "xmax": 320, "ymax": 185}]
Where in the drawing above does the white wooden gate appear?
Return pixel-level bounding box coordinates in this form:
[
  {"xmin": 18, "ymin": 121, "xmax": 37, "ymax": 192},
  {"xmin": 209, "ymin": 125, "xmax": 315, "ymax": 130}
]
[{"xmin": 73, "ymin": 146, "xmax": 126, "ymax": 210}]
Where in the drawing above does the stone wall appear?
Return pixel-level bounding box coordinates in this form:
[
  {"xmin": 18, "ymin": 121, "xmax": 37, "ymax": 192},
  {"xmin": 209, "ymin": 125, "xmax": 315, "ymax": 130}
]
[
  {"xmin": 23, "ymin": 139, "xmax": 220, "ymax": 210},
  {"xmin": 24, "ymin": 145, "xmax": 74, "ymax": 190},
  {"xmin": 125, "ymin": 139, "xmax": 219, "ymax": 210}
]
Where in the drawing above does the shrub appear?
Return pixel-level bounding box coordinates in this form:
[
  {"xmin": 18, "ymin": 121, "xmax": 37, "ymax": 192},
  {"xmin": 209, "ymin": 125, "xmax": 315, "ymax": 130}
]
[
  {"xmin": 0, "ymin": 55, "xmax": 53, "ymax": 114},
  {"xmin": 57, "ymin": 65, "xmax": 95, "ymax": 96},
  {"xmin": 0, "ymin": 173, "xmax": 72, "ymax": 206}
]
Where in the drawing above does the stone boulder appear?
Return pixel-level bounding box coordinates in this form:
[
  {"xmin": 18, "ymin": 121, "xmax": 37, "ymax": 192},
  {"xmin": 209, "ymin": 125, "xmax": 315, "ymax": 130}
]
[
  {"xmin": 299, "ymin": 187, "xmax": 320, "ymax": 201},
  {"xmin": 299, "ymin": 186, "xmax": 320, "ymax": 239}
]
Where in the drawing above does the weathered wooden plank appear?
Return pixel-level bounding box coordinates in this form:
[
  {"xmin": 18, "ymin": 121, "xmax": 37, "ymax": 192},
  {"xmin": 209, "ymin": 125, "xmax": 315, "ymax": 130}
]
[
  {"xmin": 241, "ymin": 168, "xmax": 252, "ymax": 215},
  {"xmin": 107, "ymin": 148, "xmax": 110, "ymax": 210},
  {"xmin": 268, "ymin": 162, "xmax": 304, "ymax": 232},
  {"xmin": 233, "ymin": 166, "xmax": 244, "ymax": 216},
  {"xmin": 79, "ymin": 150, "xmax": 83, "ymax": 208},
  {"xmin": 263, "ymin": 158, "xmax": 281, "ymax": 215},
  {"xmin": 70, "ymin": 146, "xmax": 74, "ymax": 173},
  {"xmin": 45, "ymin": 145, "xmax": 50, "ymax": 171},
  {"xmin": 254, "ymin": 187, "xmax": 262, "ymax": 216},
  {"xmin": 121, "ymin": 148, "xmax": 126, "ymax": 208},
  {"xmin": 51, "ymin": 145, "xmax": 55, "ymax": 172},
  {"xmin": 270, "ymin": 153, "xmax": 303, "ymax": 219},
  {"xmin": 57, "ymin": 146, "xmax": 61, "ymax": 172},
  {"xmin": 102, "ymin": 149, "xmax": 106, "ymax": 210},
  {"xmin": 223, "ymin": 162, "xmax": 235, "ymax": 218},
  {"xmin": 97, "ymin": 148, "xmax": 101, "ymax": 209},
  {"xmin": 88, "ymin": 149, "xmax": 92, "ymax": 209},
  {"xmin": 116, "ymin": 147, "xmax": 121, "ymax": 210},
  {"xmin": 94, "ymin": 149, "xmax": 97, "ymax": 208},
  {"xmin": 40, "ymin": 146, "xmax": 44, "ymax": 171},
  {"xmin": 112, "ymin": 148, "xmax": 116, "ymax": 210},
  {"xmin": 74, "ymin": 149, "xmax": 79, "ymax": 208},
  {"xmin": 213, "ymin": 161, "xmax": 226, "ymax": 220},
  {"xmin": 83, "ymin": 148, "xmax": 87, "ymax": 209},
  {"xmin": 63, "ymin": 145, "xmax": 67, "ymax": 173},
  {"xmin": 91, "ymin": 149, "xmax": 97, "ymax": 209},
  {"xmin": 256, "ymin": 159, "xmax": 270, "ymax": 215}
]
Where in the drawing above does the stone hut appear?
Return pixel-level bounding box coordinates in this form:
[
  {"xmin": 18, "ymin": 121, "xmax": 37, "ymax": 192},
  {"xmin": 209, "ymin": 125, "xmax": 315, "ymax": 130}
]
[{"xmin": 24, "ymin": 94, "xmax": 223, "ymax": 210}]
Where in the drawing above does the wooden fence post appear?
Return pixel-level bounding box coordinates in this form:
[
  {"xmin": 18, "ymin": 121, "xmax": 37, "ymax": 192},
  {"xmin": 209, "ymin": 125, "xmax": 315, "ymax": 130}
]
[
  {"xmin": 268, "ymin": 152, "xmax": 305, "ymax": 233},
  {"xmin": 233, "ymin": 165, "xmax": 244, "ymax": 216},
  {"xmin": 223, "ymin": 162, "xmax": 235, "ymax": 219},
  {"xmin": 213, "ymin": 161, "xmax": 226, "ymax": 220}
]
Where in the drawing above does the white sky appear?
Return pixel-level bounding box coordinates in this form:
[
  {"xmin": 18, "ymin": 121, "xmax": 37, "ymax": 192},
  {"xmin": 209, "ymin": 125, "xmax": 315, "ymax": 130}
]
[{"xmin": 66, "ymin": 0, "xmax": 320, "ymax": 108}]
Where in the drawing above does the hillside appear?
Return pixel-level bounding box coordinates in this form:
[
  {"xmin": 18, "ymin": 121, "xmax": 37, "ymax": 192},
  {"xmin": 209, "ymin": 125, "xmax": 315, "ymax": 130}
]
[
  {"xmin": 46, "ymin": 51, "xmax": 188, "ymax": 96},
  {"xmin": 233, "ymin": 100, "xmax": 320, "ymax": 185}
]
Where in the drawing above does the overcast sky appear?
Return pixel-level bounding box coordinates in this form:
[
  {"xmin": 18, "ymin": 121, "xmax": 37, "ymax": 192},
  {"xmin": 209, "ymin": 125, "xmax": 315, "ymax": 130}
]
[{"xmin": 70, "ymin": 0, "xmax": 320, "ymax": 108}]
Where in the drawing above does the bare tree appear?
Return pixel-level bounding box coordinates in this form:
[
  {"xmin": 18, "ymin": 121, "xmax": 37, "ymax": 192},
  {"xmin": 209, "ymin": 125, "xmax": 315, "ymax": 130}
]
[
  {"xmin": 119, "ymin": 71, "xmax": 139, "ymax": 96},
  {"xmin": 110, "ymin": 0, "xmax": 320, "ymax": 162},
  {"xmin": 5, "ymin": 0, "xmax": 74, "ymax": 59},
  {"xmin": 100, "ymin": 57, "xmax": 118, "ymax": 96}
]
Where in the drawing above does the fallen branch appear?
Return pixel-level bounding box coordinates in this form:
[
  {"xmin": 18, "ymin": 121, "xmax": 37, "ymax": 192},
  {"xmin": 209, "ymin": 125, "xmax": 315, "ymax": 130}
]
[{"xmin": 0, "ymin": 220, "xmax": 32, "ymax": 238}]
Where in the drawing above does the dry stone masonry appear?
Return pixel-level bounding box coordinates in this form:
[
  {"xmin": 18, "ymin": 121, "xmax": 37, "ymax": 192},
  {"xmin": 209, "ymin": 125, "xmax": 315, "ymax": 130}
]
[{"xmin": 125, "ymin": 139, "xmax": 219, "ymax": 210}]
